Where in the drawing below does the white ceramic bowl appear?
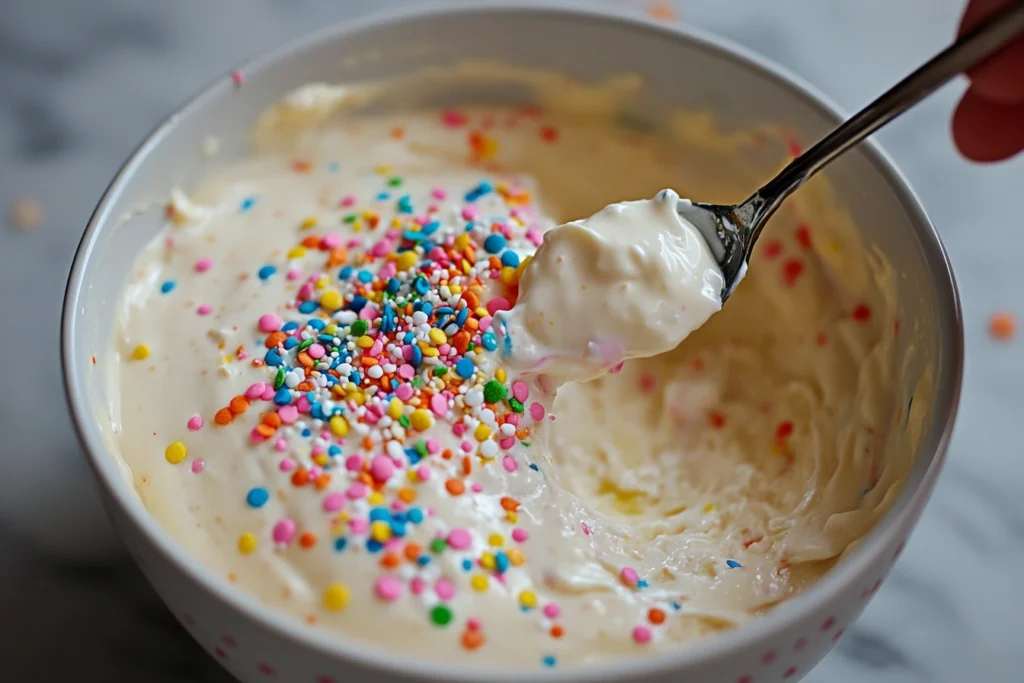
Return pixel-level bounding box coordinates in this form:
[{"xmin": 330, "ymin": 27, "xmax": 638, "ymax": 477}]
[{"xmin": 62, "ymin": 2, "xmax": 962, "ymax": 682}]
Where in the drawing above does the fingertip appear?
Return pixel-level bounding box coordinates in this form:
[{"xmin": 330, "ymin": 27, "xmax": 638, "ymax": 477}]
[{"xmin": 953, "ymin": 90, "xmax": 1024, "ymax": 162}]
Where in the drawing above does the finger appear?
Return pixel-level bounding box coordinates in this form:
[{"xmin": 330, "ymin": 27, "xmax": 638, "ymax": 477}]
[
  {"xmin": 958, "ymin": 0, "xmax": 1024, "ymax": 103},
  {"xmin": 952, "ymin": 88, "xmax": 1024, "ymax": 161}
]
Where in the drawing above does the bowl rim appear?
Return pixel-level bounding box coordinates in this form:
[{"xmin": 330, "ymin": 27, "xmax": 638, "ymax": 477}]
[{"xmin": 61, "ymin": 1, "xmax": 964, "ymax": 680}]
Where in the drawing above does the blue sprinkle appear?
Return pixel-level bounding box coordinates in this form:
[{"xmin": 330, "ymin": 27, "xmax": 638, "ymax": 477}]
[
  {"xmin": 160, "ymin": 280, "xmax": 176, "ymax": 294},
  {"xmin": 435, "ymin": 307, "xmax": 455, "ymax": 316},
  {"xmin": 390, "ymin": 520, "xmax": 407, "ymax": 537},
  {"xmin": 386, "ymin": 278, "xmax": 401, "ymax": 295},
  {"xmin": 298, "ymin": 301, "xmax": 318, "ymax": 314},
  {"xmin": 481, "ymin": 331, "xmax": 498, "ymax": 351},
  {"xmin": 483, "ymin": 233, "xmax": 507, "ymax": 254},
  {"xmin": 281, "ymin": 321, "xmax": 299, "ymax": 332},
  {"xmin": 462, "ymin": 559, "xmax": 473, "ymax": 571},
  {"xmin": 369, "ymin": 508, "xmax": 391, "ymax": 522},
  {"xmin": 416, "ymin": 555, "xmax": 431, "ymax": 566},
  {"xmin": 327, "ymin": 162, "xmax": 341, "ymax": 173},
  {"xmin": 310, "ymin": 403, "xmax": 325, "ymax": 421},
  {"xmin": 726, "ymin": 560, "xmax": 742, "ymax": 568},
  {"xmin": 413, "ymin": 276, "xmax": 430, "ymax": 295},
  {"xmin": 391, "ymin": 511, "xmax": 406, "ymax": 524},
  {"xmin": 349, "ymin": 371, "xmax": 361, "ymax": 385},
  {"xmin": 257, "ymin": 265, "xmax": 277, "ymax": 280},
  {"xmin": 542, "ymin": 656, "xmax": 557, "ymax": 668},
  {"xmin": 455, "ymin": 357, "xmax": 475, "ymax": 378},
  {"xmin": 407, "ymin": 508, "xmax": 424, "ymax": 524},
  {"xmin": 477, "ymin": 181, "xmax": 493, "ymax": 194},
  {"xmin": 411, "ymin": 344, "xmax": 423, "ymax": 367},
  {"xmin": 366, "ymin": 539, "xmax": 383, "ymax": 553},
  {"xmin": 419, "ymin": 301, "xmax": 434, "ymax": 316},
  {"xmin": 501, "ymin": 319, "xmax": 512, "ymax": 357},
  {"xmin": 264, "ymin": 350, "xmax": 283, "ymax": 366},
  {"xmin": 671, "ymin": 601, "xmax": 682, "ymax": 611},
  {"xmin": 245, "ymin": 487, "xmax": 269, "ymax": 508},
  {"xmin": 637, "ymin": 579, "xmax": 649, "ymax": 589},
  {"xmin": 403, "ymin": 230, "xmax": 426, "ymax": 242},
  {"xmin": 273, "ymin": 388, "xmax": 292, "ymax": 405},
  {"xmin": 338, "ymin": 265, "xmax": 354, "ymax": 280},
  {"xmin": 348, "ymin": 295, "xmax": 367, "ymax": 312},
  {"xmin": 283, "ymin": 337, "xmax": 299, "ymax": 350},
  {"xmin": 301, "ymin": 428, "xmax": 311, "ymax": 438},
  {"xmin": 396, "ymin": 195, "xmax": 413, "ymax": 214},
  {"xmin": 308, "ymin": 318, "xmax": 326, "ymax": 331},
  {"xmin": 500, "ymin": 251, "xmax": 520, "ymax": 268},
  {"xmin": 334, "ymin": 537, "xmax": 348, "ymax": 551},
  {"xmin": 455, "ymin": 307, "xmax": 469, "ymax": 327},
  {"xmin": 240, "ymin": 197, "xmax": 257, "ymax": 212},
  {"xmin": 529, "ymin": 463, "xmax": 539, "ymax": 472},
  {"xmin": 495, "ymin": 552, "xmax": 510, "ymax": 574},
  {"xmin": 422, "ymin": 220, "xmax": 440, "ymax": 235},
  {"xmin": 357, "ymin": 270, "xmax": 373, "ymax": 284},
  {"xmin": 376, "ymin": 191, "xmax": 391, "ymax": 201},
  {"xmin": 405, "ymin": 447, "xmax": 421, "ymax": 465},
  {"xmin": 328, "ymin": 445, "xmax": 342, "ymax": 457}
]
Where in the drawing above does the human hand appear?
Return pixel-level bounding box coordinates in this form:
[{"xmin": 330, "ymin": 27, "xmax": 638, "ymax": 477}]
[{"xmin": 952, "ymin": 0, "xmax": 1024, "ymax": 161}]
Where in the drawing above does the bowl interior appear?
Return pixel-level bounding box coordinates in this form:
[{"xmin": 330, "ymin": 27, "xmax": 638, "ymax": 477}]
[{"xmin": 64, "ymin": 2, "xmax": 960, "ymax": 679}]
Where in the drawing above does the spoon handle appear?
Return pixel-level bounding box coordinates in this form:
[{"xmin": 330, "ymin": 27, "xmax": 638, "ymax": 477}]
[{"xmin": 748, "ymin": 0, "xmax": 1024, "ymax": 235}]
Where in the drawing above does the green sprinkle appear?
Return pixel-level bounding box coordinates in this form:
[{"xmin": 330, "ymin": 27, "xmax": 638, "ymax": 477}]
[
  {"xmin": 297, "ymin": 338, "xmax": 314, "ymax": 351},
  {"xmin": 434, "ymin": 367, "xmax": 448, "ymax": 377},
  {"xmin": 343, "ymin": 214, "xmax": 357, "ymax": 224},
  {"xmin": 430, "ymin": 605, "xmax": 453, "ymax": 626},
  {"xmin": 350, "ymin": 319, "xmax": 369, "ymax": 336},
  {"xmin": 483, "ymin": 380, "xmax": 507, "ymax": 404},
  {"xmin": 398, "ymin": 415, "xmax": 411, "ymax": 428},
  {"xmin": 467, "ymin": 342, "xmax": 476, "ymax": 351},
  {"xmin": 430, "ymin": 538, "xmax": 447, "ymax": 553},
  {"xmin": 411, "ymin": 377, "xmax": 425, "ymax": 388},
  {"xmin": 415, "ymin": 440, "xmax": 429, "ymax": 458},
  {"xmin": 274, "ymin": 367, "xmax": 286, "ymax": 390},
  {"xmin": 508, "ymin": 398, "xmax": 524, "ymax": 413},
  {"xmin": 388, "ymin": 177, "xmax": 403, "ymax": 187}
]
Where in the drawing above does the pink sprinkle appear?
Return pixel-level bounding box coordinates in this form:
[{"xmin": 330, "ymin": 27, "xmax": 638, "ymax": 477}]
[
  {"xmin": 609, "ymin": 362, "xmax": 624, "ymax": 374},
  {"xmin": 370, "ymin": 239, "xmax": 393, "ymax": 257},
  {"xmin": 505, "ymin": 414, "xmax": 519, "ymax": 427},
  {"xmin": 349, "ymin": 518, "xmax": 369, "ymax": 534},
  {"xmin": 416, "ymin": 465, "xmax": 431, "ymax": 481},
  {"xmin": 434, "ymin": 577, "xmax": 455, "ymax": 601},
  {"xmin": 441, "ymin": 109, "xmax": 467, "ymax": 127},
  {"xmin": 320, "ymin": 233, "xmax": 342, "ymax": 249},
  {"xmin": 359, "ymin": 305, "xmax": 378, "ymax": 321},
  {"xmin": 430, "ymin": 394, "xmax": 447, "ymax": 416},
  {"xmin": 525, "ymin": 228, "xmax": 544, "ymax": 246},
  {"xmin": 274, "ymin": 438, "xmax": 288, "ymax": 452},
  {"xmin": 295, "ymin": 396, "xmax": 312, "ymax": 414},
  {"xmin": 639, "ymin": 373, "xmax": 656, "ymax": 392},
  {"xmin": 582, "ymin": 522, "xmax": 591, "ymax": 536},
  {"xmin": 511, "ymin": 381, "xmax": 529, "ymax": 402},
  {"xmin": 346, "ymin": 483, "xmax": 367, "ymax": 499},
  {"xmin": 230, "ymin": 69, "xmax": 244, "ymax": 86},
  {"xmin": 431, "ymin": 188, "xmax": 448, "ymax": 200},
  {"xmin": 486, "ymin": 297, "xmax": 511, "ymax": 316},
  {"xmin": 438, "ymin": 343, "xmax": 451, "ymax": 356},
  {"xmin": 410, "ymin": 577, "xmax": 426, "ymax": 595},
  {"xmin": 502, "ymin": 456, "xmax": 517, "ymax": 473},
  {"xmin": 479, "ymin": 316, "xmax": 493, "ymax": 332},
  {"xmin": 298, "ymin": 283, "xmax": 314, "ymax": 299},
  {"xmin": 340, "ymin": 195, "xmax": 356, "ymax": 207},
  {"xmin": 452, "ymin": 422, "xmax": 467, "ymax": 437},
  {"xmin": 447, "ymin": 528, "xmax": 472, "ymax": 550},
  {"xmin": 286, "ymin": 269, "xmax": 302, "ymax": 281},
  {"xmin": 375, "ymin": 576, "xmax": 402, "ymax": 602},
  {"xmin": 307, "ymin": 343, "xmax": 325, "ymax": 360},
  {"xmin": 632, "ymin": 626, "xmax": 652, "ymax": 644},
  {"xmin": 461, "ymin": 206, "xmax": 478, "ymax": 221},
  {"xmin": 471, "ymin": 483, "xmax": 484, "ymax": 493},
  {"xmin": 322, "ymin": 493, "xmax": 345, "ymax": 512},
  {"xmin": 194, "ymin": 257, "xmax": 213, "ymax": 273},
  {"xmin": 245, "ymin": 382, "xmax": 267, "ymax": 399},
  {"xmin": 279, "ymin": 457, "xmax": 296, "ymax": 472},
  {"xmin": 466, "ymin": 618, "xmax": 482, "ymax": 631},
  {"xmin": 529, "ymin": 402, "xmax": 546, "ymax": 421},
  {"xmin": 499, "ymin": 436, "xmax": 515, "ymax": 450},
  {"xmin": 191, "ymin": 460, "xmax": 205, "ymax": 474},
  {"xmin": 398, "ymin": 364, "xmax": 415, "ymax": 380},
  {"xmin": 197, "ymin": 305, "xmax": 212, "ymax": 316},
  {"xmin": 542, "ymin": 603, "xmax": 560, "ymax": 619},
  {"xmin": 261, "ymin": 386, "xmax": 275, "ymax": 401},
  {"xmin": 187, "ymin": 415, "xmax": 204, "ymax": 431},
  {"xmin": 512, "ymin": 528, "xmax": 529, "ymax": 543},
  {"xmin": 277, "ymin": 405, "xmax": 298, "ymax": 424},
  {"xmin": 344, "ymin": 455, "xmax": 363, "ymax": 472},
  {"xmin": 395, "ymin": 383, "xmax": 414, "ymax": 400},
  {"xmin": 370, "ymin": 455, "xmax": 395, "ymax": 482},
  {"xmin": 368, "ymin": 339, "xmax": 383, "ymax": 357},
  {"xmin": 460, "ymin": 440, "xmax": 474, "ymax": 453},
  {"xmin": 426, "ymin": 438, "xmax": 441, "ymax": 454},
  {"xmin": 620, "ymin": 567, "xmax": 639, "ymax": 586},
  {"xmin": 272, "ymin": 518, "xmax": 297, "ymax": 545}
]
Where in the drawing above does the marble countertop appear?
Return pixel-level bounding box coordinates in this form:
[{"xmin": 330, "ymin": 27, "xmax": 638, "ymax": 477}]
[{"xmin": 1, "ymin": 0, "xmax": 1022, "ymax": 680}]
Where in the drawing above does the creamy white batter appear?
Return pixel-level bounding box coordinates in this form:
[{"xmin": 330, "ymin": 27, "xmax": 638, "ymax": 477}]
[{"xmin": 107, "ymin": 89, "xmax": 914, "ymax": 669}]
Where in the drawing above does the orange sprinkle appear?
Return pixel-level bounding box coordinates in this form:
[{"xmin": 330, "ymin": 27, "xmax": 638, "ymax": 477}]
[
  {"xmin": 550, "ymin": 625, "xmax": 564, "ymax": 638},
  {"xmin": 298, "ymin": 532, "xmax": 317, "ymax": 548},
  {"xmin": 442, "ymin": 448, "xmax": 453, "ymax": 460},
  {"xmin": 361, "ymin": 356, "xmax": 379, "ymax": 366},
  {"xmin": 263, "ymin": 412, "xmax": 282, "ymax": 428},
  {"xmin": 297, "ymin": 351, "xmax": 314, "ymax": 368},
  {"xmin": 452, "ymin": 331, "xmax": 471, "ymax": 355},
  {"xmin": 404, "ymin": 542, "xmax": 422, "ymax": 562},
  {"xmin": 301, "ymin": 235, "xmax": 319, "ymax": 248},
  {"xmin": 292, "ymin": 160, "xmax": 312, "ymax": 173},
  {"xmin": 648, "ymin": 0, "xmax": 677, "ymax": 22},
  {"xmin": 214, "ymin": 408, "xmax": 234, "ymax": 425},
  {"xmin": 445, "ymin": 478, "xmax": 466, "ymax": 496},
  {"xmin": 989, "ymin": 311, "xmax": 1016, "ymax": 341},
  {"xmin": 314, "ymin": 474, "xmax": 331, "ymax": 490},
  {"xmin": 462, "ymin": 291, "xmax": 479, "ymax": 310},
  {"xmin": 228, "ymin": 396, "xmax": 250, "ymax": 415},
  {"xmin": 648, "ymin": 608, "xmax": 666, "ymax": 624},
  {"xmin": 291, "ymin": 469, "xmax": 309, "ymax": 487},
  {"xmin": 709, "ymin": 410, "xmax": 726, "ymax": 428},
  {"xmin": 775, "ymin": 421, "xmax": 794, "ymax": 439},
  {"xmin": 462, "ymin": 455, "xmax": 472, "ymax": 476},
  {"xmin": 327, "ymin": 247, "xmax": 348, "ymax": 267},
  {"xmin": 380, "ymin": 552, "xmax": 401, "ymax": 568},
  {"xmin": 255, "ymin": 423, "xmax": 276, "ymax": 438},
  {"xmin": 362, "ymin": 436, "xmax": 374, "ymax": 451},
  {"xmin": 390, "ymin": 126, "xmax": 406, "ymax": 139},
  {"xmin": 398, "ymin": 487, "xmax": 416, "ymax": 503},
  {"xmin": 500, "ymin": 496, "xmax": 520, "ymax": 511},
  {"xmin": 461, "ymin": 630, "xmax": 485, "ymax": 650},
  {"xmin": 265, "ymin": 331, "xmax": 286, "ymax": 349},
  {"xmin": 296, "ymin": 381, "xmax": 314, "ymax": 392}
]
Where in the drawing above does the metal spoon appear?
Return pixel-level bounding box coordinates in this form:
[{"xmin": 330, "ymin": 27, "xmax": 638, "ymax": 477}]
[{"xmin": 677, "ymin": 0, "xmax": 1024, "ymax": 300}]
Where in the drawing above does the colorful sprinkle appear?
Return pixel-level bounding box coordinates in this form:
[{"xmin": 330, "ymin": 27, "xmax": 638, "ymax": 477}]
[
  {"xmin": 989, "ymin": 311, "xmax": 1016, "ymax": 341},
  {"xmin": 164, "ymin": 441, "xmax": 187, "ymax": 464}
]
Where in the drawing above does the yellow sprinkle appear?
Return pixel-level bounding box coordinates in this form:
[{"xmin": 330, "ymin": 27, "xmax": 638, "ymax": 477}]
[
  {"xmin": 350, "ymin": 392, "xmax": 367, "ymax": 406},
  {"xmin": 375, "ymin": 165, "xmax": 390, "ymax": 175},
  {"xmin": 237, "ymin": 532, "xmax": 256, "ymax": 555},
  {"xmin": 164, "ymin": 441, "xmax": 187, "ymax": 465},
  {"xmin": 131, "ymin": 344, "xmax": 150, "ymax": 361},
  {"xmin": 287, "ymin": 246, "xmax": 307, "ymax": 259},
  {"xmin": 495, "ymin": 368, "xmax": 507, "ymax": 383},
  {"xmin": 406, "ymin": 470, "xmax": 420, "ymax": 483},
  {"xmin": 312, "ymin": 453, "xmax": 329, "ymax": 467},
  {"xmin": 449, "ymin": 284, "xmax": 462, "ymax": 295},
  {"xmin": 488, "ymin": 534, "xmax": 504, "ymax": 547},
  {"xmin": 461, "ymin": 259, "xmax": 472, "ymax": 274},
  {"xmin": 323, "ymin": 583, "xmax": 350, "ymax": 611},
  {"xmin": 474, "ymin": 423, "xmax": 492, "ymax": 442},
  {"xmin": 356, "ymin": 335, "xmax": 375, "ymax": 348},
  {"xmin": 323, "ymin": 323, "xmax": 337, "ymax": 336},
  {"xmin": 507, "ymin": 548, "xmax": 525, "ymax": 566},
  {"xmin": 320, "ymin": 290, "xmax": 342, "ymax": 311},
  {"xmin": 422, "ymin": 346, "xmax": 440, "ymax": 358},
  {"xmin": 390, "ymin": 217, "xmax": 403, "ymax": 229},
  {"xmin": 315, "ymin": 275, "xmax": 329, "ymax": 289},
  {"xmin": 331, "ymin": 384, "xmax": 346, "ymax": 398},
  {"xmin": 368, "ymin": 491, "xmax": 384, "ymax": 505},
  {"xmin": 475, "ymin": 307, "xmax": 489, "ymax": 318},
  {"xmin": 410, "ymin": 409, "xmax": 433, "ymax": 431},
  {"xmin": 329, "ymin": 415, "xmax": 349, "ymax": 437},
  {"xmin": 506, "ymin": 511, "xmax": 518, "ymax": 524},
  {"xmin": 454, "ymin": 233, "xmax": 471, "ymax": 251},
  {"xmin": 396, "ymin": 251, "xmax": 417, "ymax": 272},
  {"xmin": 477, "ymin": 136, "xmax": 499, "ymax": 159},
  {"xmin": 480, "ymin": 552, "xmax": 496, "ymax": 570},
  {"xmin": 499, "ymin": 266, "xmax": 517, "ymax": 286},
  {"xmin": 428, "ymin": 328, "xmax": 447, "ymax": 345},
  {"xmin": 388, "ymin": 398, "xmax": 404, "ymax": 419},
  {"xmin": 703, "ymin": 503, "xmax": 715, "ymax": 513},
  {"xmin": 370, "ymin": 520, "xmax": 392, "ymax": 542},
  {"xmin": 299, "ymin": 217, "xmax": 318, "ymax": 230},
  {"xmin": 518, "ymin": 590, "xmax": 537, "ymax": 608},
  {"xmin": 470, "ymin": 575, "xmax": 489, "ymax": 591}
]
